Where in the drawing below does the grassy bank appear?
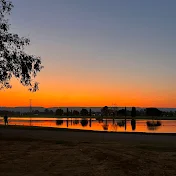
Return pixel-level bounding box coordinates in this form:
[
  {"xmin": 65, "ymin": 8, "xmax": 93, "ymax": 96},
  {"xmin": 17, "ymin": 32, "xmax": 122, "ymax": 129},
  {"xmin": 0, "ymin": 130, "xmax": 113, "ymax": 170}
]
[{"xmin": 0, "ymin": 134, "xmax": 176, "ymax": 176}]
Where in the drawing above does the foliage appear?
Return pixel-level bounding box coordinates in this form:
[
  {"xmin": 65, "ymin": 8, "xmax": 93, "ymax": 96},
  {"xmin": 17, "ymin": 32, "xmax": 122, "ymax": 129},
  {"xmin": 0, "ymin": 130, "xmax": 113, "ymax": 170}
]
[
  {"xmin": 146, "ymin": 108, "xmax": 162, "ymax": 117},
  {"xmin": 72, "ymin": 110, "xmax": 79, "ymax": 116},
  {"xmin": 80, "ymin": 108, "xmax": 89, "ymax": 116},
  {"xmin": 117, "ymin": 109, "xmax": 126, "ymax": 116},
  {"xmin": 101, "ymin": 106, "xmax": 109, "ymax": 116},
  {"xmin": 55, "ymin": 109, "xmax": 64, "ymax": 116},
  {"xmin": 0, "ymin": 0, "xmax": 43, "ymax": 91}
]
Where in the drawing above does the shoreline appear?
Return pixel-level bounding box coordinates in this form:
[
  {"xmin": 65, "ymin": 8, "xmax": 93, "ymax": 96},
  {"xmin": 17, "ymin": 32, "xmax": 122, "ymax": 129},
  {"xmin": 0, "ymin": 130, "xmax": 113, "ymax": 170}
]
[{"xmin": 0, "ymin": 125, "xmax": 176, "ymax": 136}]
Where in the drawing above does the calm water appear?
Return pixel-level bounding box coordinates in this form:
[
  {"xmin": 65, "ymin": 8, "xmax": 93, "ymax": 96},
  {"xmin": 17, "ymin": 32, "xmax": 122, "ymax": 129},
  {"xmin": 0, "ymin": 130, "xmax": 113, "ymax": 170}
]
[{"xmin": 0, "ymin": 117, "xmax": 176, "ymax": 133}]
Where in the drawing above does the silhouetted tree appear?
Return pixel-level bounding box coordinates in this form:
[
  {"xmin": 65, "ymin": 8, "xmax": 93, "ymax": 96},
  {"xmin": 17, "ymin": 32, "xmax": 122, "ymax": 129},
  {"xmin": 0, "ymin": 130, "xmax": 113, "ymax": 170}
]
[
  {"xmin": 55, "ymin": 109, "xmax": 64, "ymax": 116},
  {"xmin": 131, "ymin": 107, "xmax": 136, "ymax": 119},
  {"xmin": 80, "ymin": 109, "xmax": 89, "ymax": 116},
  {"xmin": 117, "ymin": 109, "xmax": 126, "ymax": 116},
  {"xmin": 146, "ymin": 108, "xmax": 162, "ymax": 117},
  {"xmin": 0, "ymin": 0, "xmax": 43, "ymax": 91},
  {"xmin": 45, "ymin": 109, "xmax": 49, "ymax": 114},
  {"xmin": 101, "ymin": 106, "xmax": 109, "ymax": 116},
  {"xmin": 72, "ymin": 110, "xmax": 79, "ymax": 116},
  {"xmin": 81, "ymin": 119, "xmax": 88, "ymax": 127},
  {"xmin": 49, "ymin": 110, "xmax": 54, "ymax": 114}
]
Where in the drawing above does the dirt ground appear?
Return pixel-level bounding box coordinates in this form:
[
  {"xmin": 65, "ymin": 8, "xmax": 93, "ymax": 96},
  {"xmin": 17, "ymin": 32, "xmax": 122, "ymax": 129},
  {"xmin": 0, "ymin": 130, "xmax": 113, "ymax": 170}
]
[{"xmin": 0, "ymin": 126, "xmax": 176, "ymax": 176}]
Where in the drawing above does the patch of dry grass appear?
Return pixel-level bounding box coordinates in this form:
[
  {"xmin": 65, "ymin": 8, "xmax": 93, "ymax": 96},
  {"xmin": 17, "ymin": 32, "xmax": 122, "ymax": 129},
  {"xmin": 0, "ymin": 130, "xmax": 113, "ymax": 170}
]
[{"xmin": 0, "ymin": 138, "xmax": 176, "ymax": 176}]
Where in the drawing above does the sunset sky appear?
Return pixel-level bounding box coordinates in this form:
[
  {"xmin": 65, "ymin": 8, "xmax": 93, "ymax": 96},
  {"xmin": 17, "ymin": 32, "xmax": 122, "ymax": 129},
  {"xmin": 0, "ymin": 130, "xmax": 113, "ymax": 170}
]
[{"xmin": 1, "ymin": 0, "xmax": 176, "ymax": 107}]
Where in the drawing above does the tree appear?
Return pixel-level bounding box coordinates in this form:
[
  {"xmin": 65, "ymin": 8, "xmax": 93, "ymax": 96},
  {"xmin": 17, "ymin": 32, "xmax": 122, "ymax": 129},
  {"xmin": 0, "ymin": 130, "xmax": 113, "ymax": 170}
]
[
  {"xmin": 101, "ymin": 106, "xmax": 109, "ymax": 116},
  {"xmin": 0, "ymin": 0, "xmax": 43, "ymax": 91},
  {"xmin": 117, "ymin": 109, "xmax": 126, "ymax": 116},
  {"xmin": 72, "ymin": 110, "xmax": 79, "ymax": 116},
  {"xmin": 80, "ymin": 108, "xmax": 89, "ymax": 116},
  {"xmin": 146, "ymin": 108, "xmax": 162, "ymax": 117},
  {"xmin": 55, "ymin": 109, "xmax": 64, "ymax": 116},
  {"xmin": 44, "ymin": 109, "xmax": 49, "ymax": 114},
  {"xmin": 131, "ymin": 107, "xmax": 136, "ymax": 118}
]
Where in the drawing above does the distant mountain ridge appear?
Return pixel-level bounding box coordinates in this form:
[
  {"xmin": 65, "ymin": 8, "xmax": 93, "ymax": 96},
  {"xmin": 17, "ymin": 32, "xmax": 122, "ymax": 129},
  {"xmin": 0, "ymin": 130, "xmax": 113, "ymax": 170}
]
[{"xmin": 0, "ymin": 106, "xmax": 176, "ymax": 113}]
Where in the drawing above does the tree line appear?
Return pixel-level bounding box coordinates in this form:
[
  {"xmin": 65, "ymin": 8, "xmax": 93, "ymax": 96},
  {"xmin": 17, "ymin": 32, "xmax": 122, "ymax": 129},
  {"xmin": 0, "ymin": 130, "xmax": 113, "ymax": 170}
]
[{"xmin": 0, "ymin": 107, "xmax": 176, "ymax": 118}]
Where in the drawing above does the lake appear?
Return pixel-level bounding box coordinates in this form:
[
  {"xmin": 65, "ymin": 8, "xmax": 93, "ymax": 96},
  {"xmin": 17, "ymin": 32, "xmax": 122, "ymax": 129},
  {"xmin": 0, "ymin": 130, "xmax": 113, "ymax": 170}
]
[{"xmin": 0, "ymin": 117, "xmax": 176, "ymax": 133}]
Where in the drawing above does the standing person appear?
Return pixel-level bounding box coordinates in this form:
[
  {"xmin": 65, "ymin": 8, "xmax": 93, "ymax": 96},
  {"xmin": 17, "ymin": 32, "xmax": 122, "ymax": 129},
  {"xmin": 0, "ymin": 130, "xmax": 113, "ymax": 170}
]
[{"xmin": 4, "ymin": 115, "xmax": 8, "ymax": 125}]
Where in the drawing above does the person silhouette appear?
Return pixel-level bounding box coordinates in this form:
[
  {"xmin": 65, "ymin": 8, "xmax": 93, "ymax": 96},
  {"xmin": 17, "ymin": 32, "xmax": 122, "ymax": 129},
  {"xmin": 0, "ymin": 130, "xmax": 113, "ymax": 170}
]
[{"xmin": 4, "ymin": 115, "xmax": 8, "ymax": 125}]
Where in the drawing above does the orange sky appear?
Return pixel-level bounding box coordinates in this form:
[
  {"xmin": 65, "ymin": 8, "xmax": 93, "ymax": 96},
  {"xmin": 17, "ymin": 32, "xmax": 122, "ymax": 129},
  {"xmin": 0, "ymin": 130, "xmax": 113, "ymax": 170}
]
[{"xmin": 0, "ymin": 77, "xmax": 176, "ymax": 108}]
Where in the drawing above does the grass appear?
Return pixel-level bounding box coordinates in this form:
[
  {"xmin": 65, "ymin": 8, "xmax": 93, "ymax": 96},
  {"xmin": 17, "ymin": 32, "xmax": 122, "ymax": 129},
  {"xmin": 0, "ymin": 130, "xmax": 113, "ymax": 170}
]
[{"xmin": 0, "ymin": 138, "xmax": 176, "ymax": 176}]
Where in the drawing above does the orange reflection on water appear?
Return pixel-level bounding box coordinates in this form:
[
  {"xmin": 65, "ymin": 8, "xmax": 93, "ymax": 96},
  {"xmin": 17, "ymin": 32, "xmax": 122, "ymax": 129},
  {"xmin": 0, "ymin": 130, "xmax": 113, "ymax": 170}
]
[{"xmin": 0, "ymin": 118, "xmax": 175, "ymax": 133}]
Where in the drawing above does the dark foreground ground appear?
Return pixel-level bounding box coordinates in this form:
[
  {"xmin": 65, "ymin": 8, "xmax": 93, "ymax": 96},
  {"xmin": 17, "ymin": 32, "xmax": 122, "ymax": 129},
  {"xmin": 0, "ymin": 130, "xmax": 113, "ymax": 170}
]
[{"xmin": 0, "ymin": 126, "xmax": 176, "ymax": 176}]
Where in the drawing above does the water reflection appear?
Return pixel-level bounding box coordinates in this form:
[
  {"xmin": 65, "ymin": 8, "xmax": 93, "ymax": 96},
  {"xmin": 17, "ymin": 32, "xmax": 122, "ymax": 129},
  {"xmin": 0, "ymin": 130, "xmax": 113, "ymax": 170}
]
[
  {"xmin": 146, "ymin": 120, "xmax": 162, "ymax": 127},
  {"xmin": 111, "ymin": 124, "xmax": 118, "ymax": 131},
  {"xmin": 102, "ymin": 124, "xmax": 109, "ymax": 130},
  {"xmin": 56, "ymin": 120, "xmax": 63, "ymax": 126},
  {"xmin": 0, "ymin": 118, "xmax": 175, "ymax": 133},
  {"xmin": 131, "ymin": 119, "xmax": 136, "ymax": 131},
  {"xmin": 89, "ymin": 118, "xmax": 92, "ymax": 127},
  {"xmin": 81, "ymin": 119, "xmax": 88, "ymax": 127},
  {"xmin": 73, "ymin": 120, "xmax": 79, "ymax": 125},
  {"xmin": 117, "ymin": 120, "xmax": 125, "ymax": 127},
  {"xmin": 147, "ymin": 126, "xmax": 160, "ymax": 131},
  {"xmin": 66, "ymin": 118, "xmax": 69, "ymax": 127}
]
